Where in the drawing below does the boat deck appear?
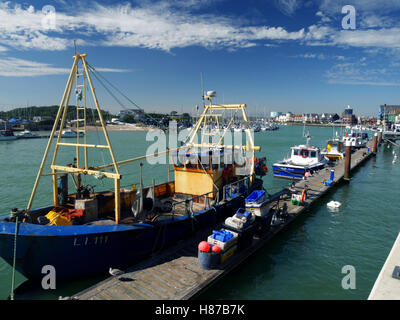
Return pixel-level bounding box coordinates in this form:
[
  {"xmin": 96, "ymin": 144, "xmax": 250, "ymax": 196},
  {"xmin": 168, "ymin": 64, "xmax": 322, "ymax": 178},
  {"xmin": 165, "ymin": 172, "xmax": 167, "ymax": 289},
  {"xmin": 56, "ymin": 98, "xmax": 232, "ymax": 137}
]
[{"xmin": 72, "ymin": 141, "xmax": 375, "ymax": 300}]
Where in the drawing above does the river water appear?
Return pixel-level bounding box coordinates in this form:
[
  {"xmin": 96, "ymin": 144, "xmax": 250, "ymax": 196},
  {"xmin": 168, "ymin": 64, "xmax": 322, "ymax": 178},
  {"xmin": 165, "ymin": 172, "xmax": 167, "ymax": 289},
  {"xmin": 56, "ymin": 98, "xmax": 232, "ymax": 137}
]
[{"xmin": 0, "ymin": 125, "xmax": 399, "ymax": 300}]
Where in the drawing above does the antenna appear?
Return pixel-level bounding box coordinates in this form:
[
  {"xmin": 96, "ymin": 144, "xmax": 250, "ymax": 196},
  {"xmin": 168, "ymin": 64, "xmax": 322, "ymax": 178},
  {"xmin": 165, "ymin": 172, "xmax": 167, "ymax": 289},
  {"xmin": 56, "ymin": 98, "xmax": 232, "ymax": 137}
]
[
  {"xmin": 74, "ymin": 39, "xmax": 77, "ymax": 55},
  {"xmin": 200, "ymin": 72, "xmax": 205, "ymax": 105}
]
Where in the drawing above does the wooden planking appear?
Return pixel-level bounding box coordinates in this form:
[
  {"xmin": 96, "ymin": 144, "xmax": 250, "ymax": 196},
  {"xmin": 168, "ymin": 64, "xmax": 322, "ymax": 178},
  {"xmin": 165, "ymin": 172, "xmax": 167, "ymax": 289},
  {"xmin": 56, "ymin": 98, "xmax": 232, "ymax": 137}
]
[{"xmin": 74, "ymin": 143, "xmax": 374, "ymax": 301}]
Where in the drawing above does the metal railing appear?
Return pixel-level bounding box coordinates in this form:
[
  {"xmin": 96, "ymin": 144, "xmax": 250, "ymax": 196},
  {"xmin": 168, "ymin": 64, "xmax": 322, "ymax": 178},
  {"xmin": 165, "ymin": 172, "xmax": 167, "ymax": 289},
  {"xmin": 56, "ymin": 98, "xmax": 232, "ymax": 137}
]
[
  {"xmin": 171, "ymin": 191, "xmax": 217, "ymax": 217},
  {"xmin": 222, "ymin": 175, "xmax": 252, "ymax": 202}
]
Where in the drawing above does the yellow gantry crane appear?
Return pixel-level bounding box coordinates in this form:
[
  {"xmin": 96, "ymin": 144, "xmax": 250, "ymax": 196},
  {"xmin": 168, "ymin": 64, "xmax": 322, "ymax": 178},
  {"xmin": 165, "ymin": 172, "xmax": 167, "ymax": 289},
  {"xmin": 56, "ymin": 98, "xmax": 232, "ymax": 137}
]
[
  {"xmin": 184, "ymin": 91, "xmax": 261, "ymax": 181},
  {"xmin": 26, "ymin": 53, "xmax": 122, "ymax": 223}
]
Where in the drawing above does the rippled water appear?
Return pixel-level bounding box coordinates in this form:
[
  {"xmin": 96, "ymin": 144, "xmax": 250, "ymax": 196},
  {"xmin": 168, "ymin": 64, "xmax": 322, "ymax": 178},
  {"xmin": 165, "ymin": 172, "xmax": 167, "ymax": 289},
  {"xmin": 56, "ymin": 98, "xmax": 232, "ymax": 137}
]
[{"xmin": 0, "ymin": 125, "xmax": 399, "ymax": 300}]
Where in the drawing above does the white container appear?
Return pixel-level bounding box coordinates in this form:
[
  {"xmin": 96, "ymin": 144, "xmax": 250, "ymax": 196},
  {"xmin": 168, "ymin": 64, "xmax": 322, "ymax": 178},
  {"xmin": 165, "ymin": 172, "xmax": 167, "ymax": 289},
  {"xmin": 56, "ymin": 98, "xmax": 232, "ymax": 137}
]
[
  {"xmin": 225, "ymin": 214, "xmax": 255, "ymax": 230},
  {"xmin": 245, "ymin": 200, "xmax": 270, "ymax": 217},
  {"xmin": 75, "ymin": 198, "xmax": 98, "ymax": 222},
  {"xmin": 207, "ymin": 229, "xmax": 238, "ymax": 252}
]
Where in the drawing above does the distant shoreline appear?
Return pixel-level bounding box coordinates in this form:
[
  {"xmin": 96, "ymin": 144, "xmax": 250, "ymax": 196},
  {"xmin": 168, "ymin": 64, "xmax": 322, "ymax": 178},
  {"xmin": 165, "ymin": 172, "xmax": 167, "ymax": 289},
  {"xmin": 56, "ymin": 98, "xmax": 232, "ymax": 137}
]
[
  {"xmin": 86, "ymin": 124, "xmax": 156, "ymax": 131},
  {"xmin": 282, "ymin": 123, "xmax": 348, "ymax": 127}
]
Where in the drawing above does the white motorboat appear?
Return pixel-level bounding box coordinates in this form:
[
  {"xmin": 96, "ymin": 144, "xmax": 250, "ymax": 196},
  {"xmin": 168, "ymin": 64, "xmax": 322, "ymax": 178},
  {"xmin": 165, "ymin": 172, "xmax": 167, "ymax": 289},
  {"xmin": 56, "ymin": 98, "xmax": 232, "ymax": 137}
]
[
  {"xmin": 272, "ymin": 132, "xmax": 328, "ymax": 179},
  {"xmin": 342, "ymin": 130, "xmax": 369, "ymax": 148},
  {"xmin": 55, "ymin": 129, "xmax": 84, "ymax": 138},
  {"xmin": 16, "ymin": 130, "xmax": 40, "ymax": 139}
]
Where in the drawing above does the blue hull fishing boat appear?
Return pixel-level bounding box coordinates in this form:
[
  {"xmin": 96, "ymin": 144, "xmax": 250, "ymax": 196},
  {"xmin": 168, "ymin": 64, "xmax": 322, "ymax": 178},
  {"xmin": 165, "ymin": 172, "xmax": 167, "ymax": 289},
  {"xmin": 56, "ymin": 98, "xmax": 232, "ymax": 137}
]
[
  {"xmin": 272, "ymin": 132, "xmax": 328, "ymax": 179},
  {"xmin": 0, "ymin": 195, "xmax": 247, "ymax": 280},
  {"xmin": 0, "ymin": 54, "xmax": 266, "ymax": 281}
]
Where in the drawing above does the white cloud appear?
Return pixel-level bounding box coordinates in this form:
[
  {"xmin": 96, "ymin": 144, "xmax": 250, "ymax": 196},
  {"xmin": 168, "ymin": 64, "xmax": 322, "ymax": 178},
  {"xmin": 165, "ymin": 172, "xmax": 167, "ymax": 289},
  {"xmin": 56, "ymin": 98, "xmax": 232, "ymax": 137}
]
[
  {"xmin": 315, "ymin": 10, "xmax": 331, "ymax": 23},
  {"xmin": 0, "ymin": 57, "xmax": 129, "ymax": 77},
  {"xmin": 318, "ymin": 0, "xmax": 400, "ymax": 16},
  {"xmin": 328, "ymin": 79, "xmax": 400, "ymax": 86},
  {"xmin": 325, "ymin": 60, "xmax": 399, "ymax": 86},
  {"xmin": 0, "ymin": 1, "xmax": 306, "ymax": 52},
  {"xmin": 275, "ymin": 0, "xmax": 301, "ymax": 16},
  {"xmin": 334, "ymin": 29, "xmax": 400, "ymax": 48},
  {"xmin": 2, "ymin": 0, "xmax": 400, "ymax": 54},
  {"xmin": 292, "ymin": 53, "xmax": 348, "ymax": 60},
  {"xmin": 293, "ymin": 53, "xmax": 326, "ymax": 59}
]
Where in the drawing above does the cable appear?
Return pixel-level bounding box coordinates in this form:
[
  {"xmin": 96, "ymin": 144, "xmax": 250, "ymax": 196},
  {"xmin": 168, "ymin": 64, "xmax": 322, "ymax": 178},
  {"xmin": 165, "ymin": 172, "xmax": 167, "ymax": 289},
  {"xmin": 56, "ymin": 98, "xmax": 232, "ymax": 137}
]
[{"xmin": 86, "ymin": 63, "xmax": 165, "ymax": 130}]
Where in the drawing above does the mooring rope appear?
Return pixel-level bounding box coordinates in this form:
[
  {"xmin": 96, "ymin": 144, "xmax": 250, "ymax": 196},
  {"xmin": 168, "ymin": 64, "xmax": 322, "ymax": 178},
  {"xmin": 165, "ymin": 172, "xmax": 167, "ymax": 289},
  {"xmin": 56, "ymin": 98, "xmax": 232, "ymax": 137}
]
[{"xmin": 10, "ymin": 215, "xmax": 19, "ymax": 300}]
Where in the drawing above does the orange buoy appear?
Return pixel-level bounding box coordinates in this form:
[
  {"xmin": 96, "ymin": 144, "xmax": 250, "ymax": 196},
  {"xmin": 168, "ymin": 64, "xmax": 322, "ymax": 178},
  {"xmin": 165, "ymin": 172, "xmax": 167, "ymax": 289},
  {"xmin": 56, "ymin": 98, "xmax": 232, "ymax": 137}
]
[
  {"xmin": 211, "ymin": 245, "xmax": 221, "ymax": 254},
  {"xmin": 301, "ymin": 188, "xmax": 307, "ymax": 203},
  {"xmin": 198, "ymin": 241, "xmax": 210, "ymax": 252}
]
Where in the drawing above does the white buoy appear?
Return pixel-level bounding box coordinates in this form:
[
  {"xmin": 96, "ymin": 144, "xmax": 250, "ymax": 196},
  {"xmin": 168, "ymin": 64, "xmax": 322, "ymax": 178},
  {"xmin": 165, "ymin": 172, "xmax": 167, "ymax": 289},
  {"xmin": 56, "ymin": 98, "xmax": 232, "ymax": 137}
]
[{"xmin": 327, "ymin": 201, "xmax": 341, "ymax": 209}]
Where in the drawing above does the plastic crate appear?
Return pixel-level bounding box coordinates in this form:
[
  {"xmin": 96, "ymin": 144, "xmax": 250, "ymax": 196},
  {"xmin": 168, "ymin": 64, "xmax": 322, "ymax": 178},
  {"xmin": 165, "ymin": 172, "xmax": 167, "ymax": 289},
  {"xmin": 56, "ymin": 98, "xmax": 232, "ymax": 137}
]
[
  {"xmin": 245, "ymin": 200, "xmax": 270, "ymax": 217},
  {"xmin": 208, "ymin": 229, "xmax": 238, "ymax": 252},
  {"xmin": 245, "ymin": 190, "xmax": 266, "ymax": 204},
  {"xmin": 235, "ymin": 208, "xmax": 251, "ymax": 220},
  {"xmin": 212, "ymin": 230, "xmax": 233, "ymax": 242}
]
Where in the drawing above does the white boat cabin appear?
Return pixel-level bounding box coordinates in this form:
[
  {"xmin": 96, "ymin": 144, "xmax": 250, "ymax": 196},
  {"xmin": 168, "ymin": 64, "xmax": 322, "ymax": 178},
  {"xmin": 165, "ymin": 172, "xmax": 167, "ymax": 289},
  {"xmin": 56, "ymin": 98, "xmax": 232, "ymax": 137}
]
[{"xmin": 289, "ymin": 145, "xmax": 324, "ymax": 166}]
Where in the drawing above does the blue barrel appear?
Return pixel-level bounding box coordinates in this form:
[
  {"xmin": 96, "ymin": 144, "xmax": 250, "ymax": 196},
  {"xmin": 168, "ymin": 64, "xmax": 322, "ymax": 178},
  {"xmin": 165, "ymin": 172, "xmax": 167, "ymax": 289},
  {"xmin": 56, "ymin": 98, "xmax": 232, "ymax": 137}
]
[
  {"xmin": 330, "ymin": 169, "xmax": 335, "ymax": 181},
  {"xmin": 198, "ymin": 250, "xmax": 220, "ymax": 269}
]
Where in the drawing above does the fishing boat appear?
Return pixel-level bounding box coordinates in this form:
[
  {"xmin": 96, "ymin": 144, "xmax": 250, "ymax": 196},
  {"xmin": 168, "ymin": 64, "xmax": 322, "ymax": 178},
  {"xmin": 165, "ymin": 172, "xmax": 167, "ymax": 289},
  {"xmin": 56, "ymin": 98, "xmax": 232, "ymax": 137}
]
[
  {"xmin": 342, "ymin": 130, "xmax": 368, "ymax": 148},
  {"xmin": 0, "ymin": 128, "xmax": 17, "ymax": 141},
  {"xmin": 0, "ymin": 53, "xmax": 267, "ymax": 281},
  {"xmin": 321, "ymin": 138, "xmax": 345, "ymax": 161},
  {"xmin": 272, "ymin": 132, "xmax": 328, "ymax": 179}
]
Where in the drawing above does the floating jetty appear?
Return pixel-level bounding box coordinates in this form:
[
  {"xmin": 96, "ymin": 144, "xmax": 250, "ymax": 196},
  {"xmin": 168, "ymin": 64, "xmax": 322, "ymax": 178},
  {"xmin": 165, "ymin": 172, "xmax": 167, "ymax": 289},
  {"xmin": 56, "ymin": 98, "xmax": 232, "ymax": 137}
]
[
  {"xmin": 71, "ymin": 140, "xmax": 376, "ymax": 300},
  {"xmin": 369, "ymin": 232, "xmax": 400, "ymax": 300}
]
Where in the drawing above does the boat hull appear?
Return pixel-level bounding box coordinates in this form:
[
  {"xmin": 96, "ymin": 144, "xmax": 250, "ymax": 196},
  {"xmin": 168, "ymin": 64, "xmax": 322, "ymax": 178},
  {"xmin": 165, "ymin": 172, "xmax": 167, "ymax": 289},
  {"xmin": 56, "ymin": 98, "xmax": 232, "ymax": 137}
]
[
  {"xmin": 323, "ymin": 154, "xmax": 342, "ymax": 161},
  {"xmin": 272, "ymin": 162, "xmax": 327, "ymax": 180},
  {"xmin": 0, "ymin": 136, "xmax": 17, "ymax": 141},
  {"xmin": 0, "ymin": 194, "xmax": 249, "ymax": 280}
]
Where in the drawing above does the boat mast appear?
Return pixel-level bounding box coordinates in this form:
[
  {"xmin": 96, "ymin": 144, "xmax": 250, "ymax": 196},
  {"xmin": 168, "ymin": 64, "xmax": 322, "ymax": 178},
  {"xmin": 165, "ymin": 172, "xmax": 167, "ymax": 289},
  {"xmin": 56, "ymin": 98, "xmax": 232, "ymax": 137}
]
[
  {"xmin": 184, "ymin": 91, "xmax": 260, "ymax": 181},
  {"xmin": 26, "ymin": 53, "xmax": 122, "ymax": 223}
]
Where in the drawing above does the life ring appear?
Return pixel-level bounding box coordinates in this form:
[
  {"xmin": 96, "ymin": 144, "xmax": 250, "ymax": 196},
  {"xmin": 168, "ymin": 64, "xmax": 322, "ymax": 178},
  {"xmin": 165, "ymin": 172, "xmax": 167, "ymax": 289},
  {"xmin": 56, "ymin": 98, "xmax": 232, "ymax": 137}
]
[
  {"xmin": 263, "ymin": 164, "xmax": 268, "ymax": 173},
  {"xmin": 300, "ymin": 149, "xmax": 309, "ymax": 158},
  {"xmin": 301, "ymin": 188, "xmax": 307, "ymax": 203}
]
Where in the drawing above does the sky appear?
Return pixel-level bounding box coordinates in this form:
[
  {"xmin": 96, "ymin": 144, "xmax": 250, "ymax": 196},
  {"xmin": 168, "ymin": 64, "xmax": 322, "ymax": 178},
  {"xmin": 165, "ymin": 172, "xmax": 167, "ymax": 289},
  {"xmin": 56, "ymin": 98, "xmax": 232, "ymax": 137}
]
[{"xmin": 1, "ymin": 0, "xmax": 400, "ymax": 117}]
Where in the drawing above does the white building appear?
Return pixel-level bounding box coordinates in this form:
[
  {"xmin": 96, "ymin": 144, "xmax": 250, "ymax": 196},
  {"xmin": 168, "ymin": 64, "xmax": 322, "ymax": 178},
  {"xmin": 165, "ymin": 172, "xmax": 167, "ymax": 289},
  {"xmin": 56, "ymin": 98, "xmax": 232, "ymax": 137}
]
[
  {"xmin": 276, "ymin": 112, "xmax": 293, "ymax": 122},
  {"xmin": 117, "ymin": 109, "xmax": 145, "ymax": 121}
]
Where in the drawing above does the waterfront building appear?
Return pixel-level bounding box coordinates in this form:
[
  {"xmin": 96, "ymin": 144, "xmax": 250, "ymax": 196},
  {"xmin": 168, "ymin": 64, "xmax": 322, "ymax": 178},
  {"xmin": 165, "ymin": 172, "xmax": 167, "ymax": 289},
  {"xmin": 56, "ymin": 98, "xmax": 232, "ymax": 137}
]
[
  {"xmin": 379, "ymin": 104, "xmax": 400, "ymax": 125},
  {"xmin": 270, "ymin": 111, "xmax": 283, "ymax": 118},
  {"xmin": 341, "ymin": 105, "xmax": 357, "ymax": 125},
  {"xmin": 117, "ymin": 109, "xmax": 145, "ymax": 122}
]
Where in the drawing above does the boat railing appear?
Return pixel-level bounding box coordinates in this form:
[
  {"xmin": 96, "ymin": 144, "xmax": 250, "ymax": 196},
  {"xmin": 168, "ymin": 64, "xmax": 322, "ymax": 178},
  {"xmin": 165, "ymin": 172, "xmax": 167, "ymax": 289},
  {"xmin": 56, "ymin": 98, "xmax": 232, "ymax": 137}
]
[
  {"xmin": 171, "ymin": 191, "xmax": 217, "ymax": 217},
  {"xmin": 222, "ymin": 175, "xmax": 252, "ymax": 202}
]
